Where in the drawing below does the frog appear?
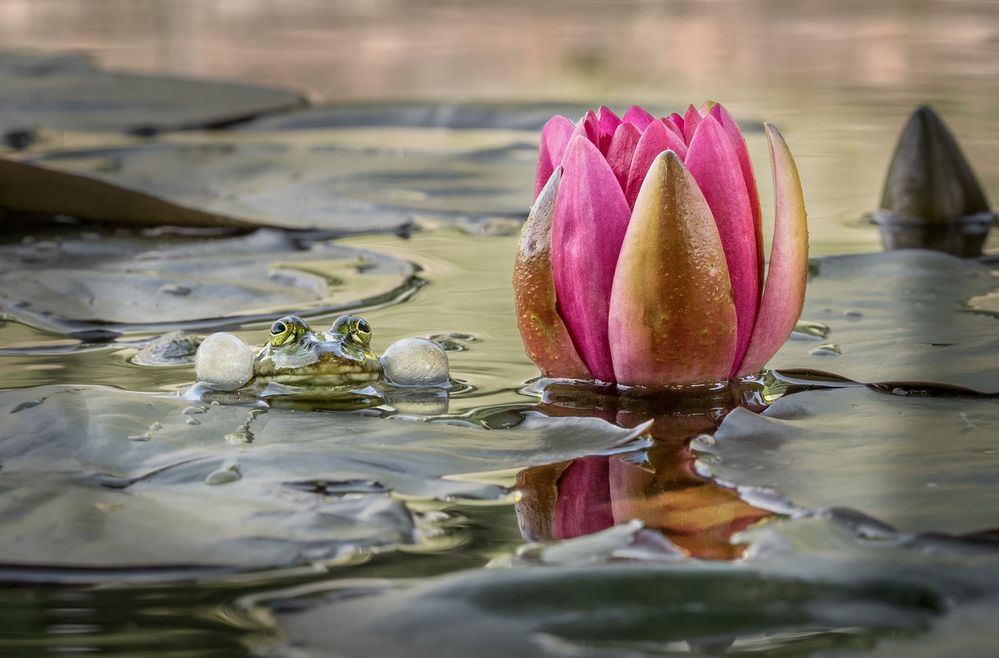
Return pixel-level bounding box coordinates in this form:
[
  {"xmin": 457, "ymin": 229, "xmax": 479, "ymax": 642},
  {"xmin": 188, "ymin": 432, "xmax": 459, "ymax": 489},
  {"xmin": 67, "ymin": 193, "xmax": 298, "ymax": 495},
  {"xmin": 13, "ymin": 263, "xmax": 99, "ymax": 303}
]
[{"xmin": 252, "ymin": 314, "xmax": 383, "ymax": 386}]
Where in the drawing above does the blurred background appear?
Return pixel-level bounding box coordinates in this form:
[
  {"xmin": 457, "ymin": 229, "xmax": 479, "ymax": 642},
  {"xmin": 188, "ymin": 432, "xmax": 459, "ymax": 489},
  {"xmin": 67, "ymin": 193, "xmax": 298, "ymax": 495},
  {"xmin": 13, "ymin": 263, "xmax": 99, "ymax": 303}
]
[{"xmin": 1, "ymin": 0, "xmax": 997, "ymax": 253}]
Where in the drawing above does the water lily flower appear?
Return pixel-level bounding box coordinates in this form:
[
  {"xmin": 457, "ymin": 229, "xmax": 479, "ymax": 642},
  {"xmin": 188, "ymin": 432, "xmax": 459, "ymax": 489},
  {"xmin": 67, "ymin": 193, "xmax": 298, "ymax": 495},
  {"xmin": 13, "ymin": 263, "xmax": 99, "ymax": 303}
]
[{"xmin": 514, "ymin": 103, "xmax": 808, "ymax": 387}]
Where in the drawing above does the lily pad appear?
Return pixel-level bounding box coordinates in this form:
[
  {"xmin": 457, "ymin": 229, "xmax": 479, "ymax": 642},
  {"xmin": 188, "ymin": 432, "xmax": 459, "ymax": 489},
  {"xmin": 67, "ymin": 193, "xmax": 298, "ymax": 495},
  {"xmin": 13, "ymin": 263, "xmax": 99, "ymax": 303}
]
[
  {"xmin": 697, "ymin": 387, "xmax": 999, "ymax": 534},
  {"xmin": 0, "ymin": 50, "xmax": 303, "ymax": 140},
  {"xmin": 267, "ymin": 561, "xmax": 940, "ymax": 658},
  {"xmin": 3, "ymin": 123, "xmax": 534, "ymax": 231},
  {"xmin": 240, "ymin": 101, "xmax": 598, "ymax": 131},
  {"xmin": 0, "ymin": 228, "xmax": 417, "ymax": 334},
  {"xmin": 0, "ymin": 385, "xmax": 646, "ymax": 572},
  {"xmin": 771, "ymin": 250, "xmax": 999, "ymax": 393}
]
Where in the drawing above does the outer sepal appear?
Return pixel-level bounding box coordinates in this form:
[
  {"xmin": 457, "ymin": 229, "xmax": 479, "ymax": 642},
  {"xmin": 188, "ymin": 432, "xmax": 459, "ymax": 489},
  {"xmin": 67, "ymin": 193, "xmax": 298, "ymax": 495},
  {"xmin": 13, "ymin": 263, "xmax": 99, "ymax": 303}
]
[
  {"xmin": 513, "ymin": 168, "xmax": 591, "ymax": 380},
  {"xmin": 737, "ymin": 124, "xmax": 809, "ymax": 376},
  {"xmin": 609, "ymin": 151, "xmax": 738, "ymax": 386}
]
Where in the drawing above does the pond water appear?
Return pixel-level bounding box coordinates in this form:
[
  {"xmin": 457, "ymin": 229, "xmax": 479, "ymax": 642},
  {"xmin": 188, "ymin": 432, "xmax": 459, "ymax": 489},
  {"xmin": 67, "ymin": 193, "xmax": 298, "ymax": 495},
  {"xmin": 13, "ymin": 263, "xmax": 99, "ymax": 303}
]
[{"xmin": 2, "ymin": 2, "xmax": 999, "ymax": 656}]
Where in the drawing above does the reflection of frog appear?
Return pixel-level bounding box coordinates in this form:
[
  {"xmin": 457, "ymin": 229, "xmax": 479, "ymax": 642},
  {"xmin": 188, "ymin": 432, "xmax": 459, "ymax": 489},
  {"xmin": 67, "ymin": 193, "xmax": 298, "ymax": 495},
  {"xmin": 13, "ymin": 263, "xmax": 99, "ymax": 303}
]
[{"xmin": 253, "ymin": 315, "xmax": 383, "ymax": 386}]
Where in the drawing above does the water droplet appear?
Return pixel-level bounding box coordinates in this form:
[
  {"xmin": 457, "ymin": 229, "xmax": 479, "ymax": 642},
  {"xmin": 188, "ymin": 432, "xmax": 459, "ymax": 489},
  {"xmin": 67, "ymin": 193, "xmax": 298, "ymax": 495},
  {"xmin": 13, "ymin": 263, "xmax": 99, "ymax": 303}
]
[
  {"xmin": 128, "ymin": 432, "xmax": 152, "ymax": 442},
  {"xmin": 791, "ymin": 320, "xmax": 830, "ymax": 341},
  {"xmin": 224, "ymin": 431, "xmax": 252, "ymax": 445},
  {"xmin": 205, "ymin": 462, "xmax": 240, "ymax": 485},
  {"xmin": 147, "ymin": 421, "xmax": 162, "ymax": 432},
  {"xmin": 186, "ymin": 417, "xmax": 201, "ymax": 426},
  {"xmin": 182, "ymin": 405, "xmax": 207, "ymax": 415},
  {"xmin": 159, "ymin": 284, "xmax": 192, "ymax": 296},
  {"xmin": 809, "ymin": 343, "xmax": 842, "ymax": 357}
]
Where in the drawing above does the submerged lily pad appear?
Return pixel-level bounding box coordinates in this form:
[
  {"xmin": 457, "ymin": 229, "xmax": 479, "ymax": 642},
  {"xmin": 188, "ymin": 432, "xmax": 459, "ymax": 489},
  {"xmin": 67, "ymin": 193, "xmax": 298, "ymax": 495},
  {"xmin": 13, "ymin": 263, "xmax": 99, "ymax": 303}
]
[
  {"xmin": 3, "ymin": 123, "xmax": 534, "ymax": 231},
  {"xmin": 0, "ymin": 385, "xmax": 646, "ymax": 571},
  {"xmin": 0, "ymin": 50, "xmax": 303, "ymax": 140},
  {"xmin": 267, "ymin": 561, "xmax": 940, "ymax": 658},
  {"xmin": 771, "ymin": 250, "xmax": 999, "ymax": 393},
  {"xmin": 0, "ymin": 228, "xmax": 416, "ymax": 334},
  {"xmin": 697, "ymin": 387, "xmax": 999, "ymax": 534}
]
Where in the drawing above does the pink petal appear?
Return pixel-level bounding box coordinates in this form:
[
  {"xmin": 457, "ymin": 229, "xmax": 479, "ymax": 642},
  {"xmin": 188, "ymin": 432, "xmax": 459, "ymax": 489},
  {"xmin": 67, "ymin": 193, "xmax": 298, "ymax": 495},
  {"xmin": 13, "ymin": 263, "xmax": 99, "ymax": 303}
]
[
  {"xmin": 609, "ymin": 151, "xmax": 738, "ymax": 386},
  {"xmin": 623, "ymin": 105, "xmax": 655, "ymax": 131},
  {"xmin": 709, "ymin": 103, "xmax": 764, "ymax": 286},
  {"xmin": 572, "ymin": 110, "xmax": 601, "ymax": 148},
  {"xmin": 552, "ymin": 457, "xmax": 614, "ymax": 539},
  {"xmin": 535, "ymin": 115, "xmax": 575, "ymax": 198},
  {"xmin": 669, "ymin": 112, "xmax": 685, "ymax": 134},
  {"xmin": 624, "ymin": 120, "xmax": 688, "ymax": 208},
  {"xmin": 682, "ymin": 104, "xmax": 702, "ymax": 145},
  {"xmin": 661, "ymin": 116, "xmax": 684, "ymax": 139},
  {"xmin": 596, "ymin": 105, "xmax": 622, "ymax": 153},
  {"xmin": 605, "ymin": 122, "xmax": 642, "ymax": 190},
  {"xmin": 552, "ymin": 136, "xmax": 632, "ymax": 383},
  {"xmin": 685, "ymin": 115, "xmax": 760, "ymax": 376},
  {"xmin": 514, "ymin": 167, "xmax": 592, "ymax": 380},
  {"xmin": 737, "ymin": 124, "xmax": 809, "ymax": 376}
]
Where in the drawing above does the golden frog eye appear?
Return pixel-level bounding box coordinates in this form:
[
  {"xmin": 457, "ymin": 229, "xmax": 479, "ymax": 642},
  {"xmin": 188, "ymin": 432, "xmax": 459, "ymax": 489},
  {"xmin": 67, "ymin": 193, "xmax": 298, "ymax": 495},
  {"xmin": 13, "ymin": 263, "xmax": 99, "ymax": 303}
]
[
  {"xmin": 269, "ymin": 315, "xmax": 306, "ymax": 347},
  {"xmin": 333, "ymin": 314, "xmax": 372, "ymax": 347}
]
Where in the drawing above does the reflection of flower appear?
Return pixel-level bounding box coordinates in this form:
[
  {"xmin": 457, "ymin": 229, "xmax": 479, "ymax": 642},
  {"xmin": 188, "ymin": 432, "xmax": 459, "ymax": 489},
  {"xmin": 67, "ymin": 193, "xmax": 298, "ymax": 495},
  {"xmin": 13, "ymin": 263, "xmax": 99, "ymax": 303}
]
[
  {"xmin": 514, "ymin": 103, "xmax": 808, "ymax": 387},
  {"xmin": 516, "ymin": 389, "xmax": 773, "ymax": 560}
]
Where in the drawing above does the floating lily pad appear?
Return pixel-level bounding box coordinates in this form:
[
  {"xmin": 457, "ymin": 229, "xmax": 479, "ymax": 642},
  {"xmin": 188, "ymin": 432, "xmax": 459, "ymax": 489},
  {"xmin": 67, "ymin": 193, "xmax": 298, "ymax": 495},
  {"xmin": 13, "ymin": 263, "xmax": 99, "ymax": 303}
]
[
  {"xmin": 240, "ymin": 101, "xmax": 597, "ymax": 131},
  {"xmin": 771, "ymin": 250, "xmax": 999, "ymax": 393},
  {"xmin": 697, "ymin": 387, "xmax": 999, "ymax": 534},
  {"xmin": 2, "ymin": 122, "xmax": 534, "ymax": 231},
  {"xmin": 0, "ymin": 50, "xmax": 303, "ymax": 141},
  {"xmin": 267, "ymin": 560, "xmax": 940, "ymax": 658},
  {"xmin": 0, "ymin": 228, "xmax": 417, "ymax": 334},
  {"xmin": 0, "ymin": 385, "xmax": 645, "ymax": 571}
]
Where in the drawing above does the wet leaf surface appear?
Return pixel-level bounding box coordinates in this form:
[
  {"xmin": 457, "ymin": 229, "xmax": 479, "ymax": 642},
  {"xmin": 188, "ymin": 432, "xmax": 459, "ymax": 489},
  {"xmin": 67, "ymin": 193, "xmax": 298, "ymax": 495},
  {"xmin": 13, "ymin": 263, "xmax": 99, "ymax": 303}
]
[
  {"xmin": 0, "ymin": 228, "xmax": 416, "ymax": 334},
  {"xmin": 0, "ymin": 385, "xmax": 646, "ymax": 572},
  {"xmin": 697, "ymin": 387, "xmax": 999, "ymax": 534},
  {"xmin": 771, "ymin": 250, "xmax": 999, "ymax": 393},
  {"xmin": 268, "ymin": 560, "xmax": 940, "ymax": 658},
  {"xmin": 265, "ymin": 513, "xmax": 999, "ymax": 658},
  {"xmin": 0, "ymin": 50, "xmax": 303, "ymax": 140},
  {"xmin": 5, "ymin": 126, "xmax": 535, "ymax": 231}
]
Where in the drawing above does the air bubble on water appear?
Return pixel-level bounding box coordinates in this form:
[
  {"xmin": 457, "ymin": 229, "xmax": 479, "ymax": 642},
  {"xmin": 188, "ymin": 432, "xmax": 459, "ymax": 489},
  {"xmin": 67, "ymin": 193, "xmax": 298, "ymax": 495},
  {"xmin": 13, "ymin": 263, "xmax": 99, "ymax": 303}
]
[
  {"xmin": 182, "ymin": 406, "xmax": 207, "ymax": 415},
  {"xmin": 791, "ymin": 320, "xmax": 831, "ymax": 341},
  {"xmin": 186, "ymin": 417, "xmax": 201, "ymax": 426},
  {"xmin": 809, "ymin": 343, "xmax": 842, "ymax": 357},
  {"xmin": 205, "ymin": 461, "xmax": 241, "ymax": 485}
]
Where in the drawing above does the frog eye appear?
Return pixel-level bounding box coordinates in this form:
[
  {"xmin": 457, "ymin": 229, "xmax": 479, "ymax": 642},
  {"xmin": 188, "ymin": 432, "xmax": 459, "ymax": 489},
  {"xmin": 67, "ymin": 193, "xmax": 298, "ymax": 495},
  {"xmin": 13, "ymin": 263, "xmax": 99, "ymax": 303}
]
[
  {"xmin": 356, "ymin": 319, "xmax": 371, "ymax": 335},
  {"xmin": 269, "ymin": 316, "xmax": 306, "ymax": 346}
]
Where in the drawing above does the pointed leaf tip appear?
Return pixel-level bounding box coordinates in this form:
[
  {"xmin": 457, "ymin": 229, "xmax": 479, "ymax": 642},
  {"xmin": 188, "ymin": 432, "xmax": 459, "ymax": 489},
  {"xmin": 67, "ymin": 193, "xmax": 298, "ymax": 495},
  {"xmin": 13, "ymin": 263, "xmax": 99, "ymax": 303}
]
[
  {"xmin": 609, "ymin": 151, "xmax": 738, "ymax": 387},
  {"xmin": 880, "ymin": 105, "xmax": 991, "ymax": 223},
  {"xmin": 737, "ymin": 123, "xmax": 809, "ymax": 376}
]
